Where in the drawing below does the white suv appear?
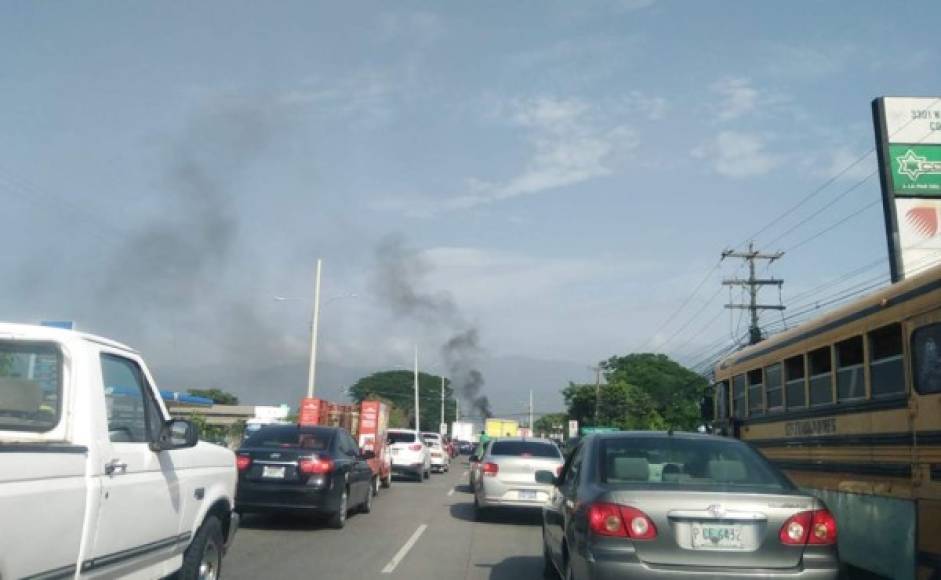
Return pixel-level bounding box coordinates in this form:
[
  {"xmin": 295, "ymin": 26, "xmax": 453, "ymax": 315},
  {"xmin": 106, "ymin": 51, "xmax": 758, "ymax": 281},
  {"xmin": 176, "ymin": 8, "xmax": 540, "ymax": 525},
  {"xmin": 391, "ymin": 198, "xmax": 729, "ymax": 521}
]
[
  {"xmin": 387, "ymin": 429, "xmax": 430, "ymax": 481},
  {"xmin": 421, "ymin": 432, "xmax": 450, "ymax": 473}
]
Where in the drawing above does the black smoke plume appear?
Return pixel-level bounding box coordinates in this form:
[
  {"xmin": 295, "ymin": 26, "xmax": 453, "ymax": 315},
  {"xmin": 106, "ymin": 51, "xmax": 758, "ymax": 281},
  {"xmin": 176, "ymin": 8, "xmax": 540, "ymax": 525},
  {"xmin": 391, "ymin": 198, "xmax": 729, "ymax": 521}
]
[{"xmin": 373, "ymin": 235, "xmax": 493, "ymax": 417}]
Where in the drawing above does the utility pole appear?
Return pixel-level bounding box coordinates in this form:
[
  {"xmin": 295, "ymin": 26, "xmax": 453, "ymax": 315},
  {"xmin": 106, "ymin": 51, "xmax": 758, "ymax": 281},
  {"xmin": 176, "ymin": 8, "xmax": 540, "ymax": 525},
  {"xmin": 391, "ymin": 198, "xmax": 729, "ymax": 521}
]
[
  {"xmin": 721, "ymin": 242, "xmax": 785, "ymax": 345},
  {"xmin": 440, "ymin": 375, "xmax": 446, "ymax": 435},
  {"xmin": 413, "ymin": 346, "xmax": 420, "ymax": 432},
  {"xmin": 590, "ymin": 365, "xmax": 602, "ymax": 424},
  {"xmin": 529, "ymin": 389, "xmax": 534, "ymax": 433}
]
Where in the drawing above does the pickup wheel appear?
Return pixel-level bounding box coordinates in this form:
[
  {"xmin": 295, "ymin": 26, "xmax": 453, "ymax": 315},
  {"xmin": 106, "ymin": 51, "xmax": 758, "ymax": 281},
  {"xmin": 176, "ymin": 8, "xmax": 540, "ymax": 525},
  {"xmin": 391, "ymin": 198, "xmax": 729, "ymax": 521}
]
[
  {"xmin": 381, "ymin": 473, "xmax": 392, "ymax": 489},
  {"xmin": 179, "ymin": 515, "xmax": 224, "ymax": 580}
]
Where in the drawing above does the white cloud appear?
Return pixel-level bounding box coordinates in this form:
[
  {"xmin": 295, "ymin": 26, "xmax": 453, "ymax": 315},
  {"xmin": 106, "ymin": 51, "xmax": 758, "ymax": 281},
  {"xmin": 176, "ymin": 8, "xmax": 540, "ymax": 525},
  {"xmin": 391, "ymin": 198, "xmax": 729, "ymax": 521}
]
[
  {"xmin": 377, "ymin": 10, "xmax": 445, "ymax": 45},
  {"xmin": 277, "ymin": 70, "xmax": 404, "ymax": 126},
  {"xmin": 692, "ymin": 131, "xmax": 782, "ymax": 178},
  {"xmin": 616, "ymin": 0, "xmax": 657, "ymax": 11},
  {"xmin": 816, "ymin": 147, "xmax": 878, "ymax": 182},
  {"xmin": 711, "ymin": 77, "xmax": 760, "ymax": 122},
  {"xmin": 766, "ymin": 44, "xmax": 857, "ymax": 79},
  {"xmin": 395, "ymin": 96, "xmax": 638, "ymax": 215}
]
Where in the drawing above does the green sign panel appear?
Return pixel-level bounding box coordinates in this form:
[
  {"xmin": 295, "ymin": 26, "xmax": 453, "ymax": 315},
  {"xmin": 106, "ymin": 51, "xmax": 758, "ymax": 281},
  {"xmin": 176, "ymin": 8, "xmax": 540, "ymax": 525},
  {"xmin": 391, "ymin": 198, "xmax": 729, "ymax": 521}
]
[{"xmin": 890, "ymin": 144, "xmax": 941, "ymax": 196}]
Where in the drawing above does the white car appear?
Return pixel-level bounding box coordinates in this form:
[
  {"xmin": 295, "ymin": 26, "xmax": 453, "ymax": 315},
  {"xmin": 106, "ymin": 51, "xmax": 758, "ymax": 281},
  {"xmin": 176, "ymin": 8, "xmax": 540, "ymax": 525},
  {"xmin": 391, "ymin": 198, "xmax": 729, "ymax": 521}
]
[
  {"xmin": 0, "ymin": 323, "xmax": 238, "ymax": 580},
  {"xmin": 421, "ymin": 431, "xmax": 451, "ymax": 473},
  {"xmin": 386, "ymin": 428, "xmax": 431, "ymax": 481}
]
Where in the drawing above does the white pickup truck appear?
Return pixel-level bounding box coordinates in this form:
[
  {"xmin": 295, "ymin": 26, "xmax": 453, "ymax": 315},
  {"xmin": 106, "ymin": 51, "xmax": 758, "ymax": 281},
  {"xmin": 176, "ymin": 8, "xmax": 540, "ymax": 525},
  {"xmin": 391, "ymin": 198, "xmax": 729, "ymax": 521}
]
[{"xmin": 0, "ymin": 323, "xmax": 239, "ymax": 579}]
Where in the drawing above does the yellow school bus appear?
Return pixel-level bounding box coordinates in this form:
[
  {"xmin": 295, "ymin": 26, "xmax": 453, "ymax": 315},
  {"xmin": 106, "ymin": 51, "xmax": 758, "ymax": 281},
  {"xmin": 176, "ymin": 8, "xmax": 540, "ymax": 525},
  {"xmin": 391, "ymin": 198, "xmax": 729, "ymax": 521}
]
[{"xmin": 712, "ymin": 263, "xmax": 941, "ymax": 580}]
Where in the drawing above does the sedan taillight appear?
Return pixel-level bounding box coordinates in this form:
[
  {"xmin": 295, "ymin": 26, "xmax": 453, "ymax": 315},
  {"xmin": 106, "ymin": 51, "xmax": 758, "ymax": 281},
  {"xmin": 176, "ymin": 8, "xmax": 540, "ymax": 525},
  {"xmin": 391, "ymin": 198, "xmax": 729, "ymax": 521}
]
[
  {"xmin": 408, "ymin": 444, "xmax": 423, "ymax": 451},
  {"xmin": 587, "ymin": 503, "xmax": 657, "ymax": 540},
  {"xmin": 236, "ymin": 455, "xmax": 252, "ymax": 471},
  {"xmin": 482, "ymin": 462, "xmax": 499, "ymax": 477},
  {"xmin": 298, "ymin": 456, "xmax": 335, "ymax": 475},
  {"xmin": 780, "ymin": 509, "xmax": 837, "ymax": 545}
]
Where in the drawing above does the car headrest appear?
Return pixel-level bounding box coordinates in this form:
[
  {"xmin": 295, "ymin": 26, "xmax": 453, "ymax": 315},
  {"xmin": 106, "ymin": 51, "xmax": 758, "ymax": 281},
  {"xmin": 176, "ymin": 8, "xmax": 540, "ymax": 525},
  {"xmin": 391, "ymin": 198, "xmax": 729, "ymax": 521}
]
[
  {"xmin": 708, "ymin": 459, "xmax": 747, "ymax": 482},
  {"xmin": 0, "ymin": 378, "xmax": 43, "ymax": 413},
  {"xmin": 611, "ymin": 457, "xmax": 650, "ymax": 481},
  {"xmin": 661, "ymin": 463, "xmax": 682, "ymax": 482}
]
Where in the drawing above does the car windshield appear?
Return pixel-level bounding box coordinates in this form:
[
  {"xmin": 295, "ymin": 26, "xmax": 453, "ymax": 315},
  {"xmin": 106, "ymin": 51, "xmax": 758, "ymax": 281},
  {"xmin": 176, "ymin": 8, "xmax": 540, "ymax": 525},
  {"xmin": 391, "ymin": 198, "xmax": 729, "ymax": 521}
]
[
  {"xmin": 0, "ymin": 341, "xmax": 62, "ymax": 432},
  {"xmin": 388, "ymin": 431, "xmax": 416, "ymax": 444},
  {"xmin": 489, "ymin": 441, "xmax": 561, "ymax": 459},
  {"xmin": 243, "ymin": 426, "xmax": 332, "ymax": 450},
  {"xmin": 599, "ymin": 436, "xmax": 792, "ymax": 491}
]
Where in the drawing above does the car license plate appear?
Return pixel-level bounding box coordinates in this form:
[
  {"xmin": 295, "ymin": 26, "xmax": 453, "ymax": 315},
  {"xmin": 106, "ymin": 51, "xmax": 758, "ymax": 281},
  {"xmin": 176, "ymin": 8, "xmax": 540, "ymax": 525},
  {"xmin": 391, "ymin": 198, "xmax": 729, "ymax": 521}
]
[
  {"xmin": 262, "ymin": 465, "xmax": 286, "ymax": 479},
  {"xmin": 690, "ymin": 523, "xmax": 744, "ymax": 549},
  {"xmin": 519, "ymin": 490, "xmax": 538, "ymax": 500}
]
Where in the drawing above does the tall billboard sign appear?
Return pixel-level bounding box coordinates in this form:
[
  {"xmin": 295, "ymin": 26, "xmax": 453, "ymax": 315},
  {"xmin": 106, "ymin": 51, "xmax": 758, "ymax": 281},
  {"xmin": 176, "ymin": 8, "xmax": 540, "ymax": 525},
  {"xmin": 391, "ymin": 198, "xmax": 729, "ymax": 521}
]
[{"xmin": 873, "ymin": 97, "xmax": 941, "ymax": 281}]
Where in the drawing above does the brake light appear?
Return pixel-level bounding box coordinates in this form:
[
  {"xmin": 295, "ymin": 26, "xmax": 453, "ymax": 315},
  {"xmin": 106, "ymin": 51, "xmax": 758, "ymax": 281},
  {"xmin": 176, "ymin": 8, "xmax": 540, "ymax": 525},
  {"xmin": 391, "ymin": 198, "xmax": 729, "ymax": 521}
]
[
  {"xmin": 587, "ymin": 503, "xmax": 657, "ymax": 539},
  {"xmin": 409, "ymin": 444, "xmax": 423, "ymax": 451},
  {"xmin": 298, "ymin": 456, "xmax": 335, "ymax": 475},
  {"xmin": 482, "ymin": 462, "xmax": 499, "ymax": 477},
  {"xmin": 780, "ymin": 510, "xmax": 837, "ymax": 545},
  {"xmin": 236, "ymin": 455, "xmax": 252, "ymax": 471}
]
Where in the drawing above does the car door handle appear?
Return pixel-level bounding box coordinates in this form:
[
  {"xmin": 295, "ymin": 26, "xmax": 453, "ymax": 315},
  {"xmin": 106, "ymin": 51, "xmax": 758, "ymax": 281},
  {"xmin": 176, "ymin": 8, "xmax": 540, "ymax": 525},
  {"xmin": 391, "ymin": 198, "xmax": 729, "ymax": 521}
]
[{"xmin": 104, "ymin": 459, "xmax": 127, "ymax": 475}]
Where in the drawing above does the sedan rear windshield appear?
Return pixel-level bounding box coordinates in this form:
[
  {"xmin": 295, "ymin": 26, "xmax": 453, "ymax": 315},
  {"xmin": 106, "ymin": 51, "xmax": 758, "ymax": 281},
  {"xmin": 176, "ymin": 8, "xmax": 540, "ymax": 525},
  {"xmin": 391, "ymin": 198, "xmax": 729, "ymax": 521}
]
[
  {"xmin": 243, "ymin": 426, "xmax": 332, "ymax": 450},
  {"xmin": 600, "ymin": 436, "xmax": 791, "ymax": 491},
  {"xmin": 0, "ymin": 341, "xmax": 63, "ymax": 432},
  {"xmin": 388, "ymin": 431, "xmax": 416, "ymax": 444},
  {"xmin": 490, "ymin": 441, "xmax": 561, "ymax": 458}
]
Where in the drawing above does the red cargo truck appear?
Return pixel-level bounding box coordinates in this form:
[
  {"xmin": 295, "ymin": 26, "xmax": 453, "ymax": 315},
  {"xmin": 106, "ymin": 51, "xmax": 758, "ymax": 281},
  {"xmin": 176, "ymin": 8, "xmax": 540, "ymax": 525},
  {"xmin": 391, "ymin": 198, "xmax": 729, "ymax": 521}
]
[
  {"xmin": 298, "ymin": 397, "xmax": 392, "ymax": 491},
  {"xmin": 356, "ymin": 401, "xmax": 393, "ymax": 490}
]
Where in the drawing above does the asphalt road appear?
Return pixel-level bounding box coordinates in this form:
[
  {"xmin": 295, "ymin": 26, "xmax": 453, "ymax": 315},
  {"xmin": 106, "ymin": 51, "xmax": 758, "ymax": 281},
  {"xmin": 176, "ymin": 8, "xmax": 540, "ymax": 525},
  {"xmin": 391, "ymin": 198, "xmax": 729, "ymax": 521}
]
[{"xmin": 225, "ymin": 458, "xmax": 548, "ymax": 580}]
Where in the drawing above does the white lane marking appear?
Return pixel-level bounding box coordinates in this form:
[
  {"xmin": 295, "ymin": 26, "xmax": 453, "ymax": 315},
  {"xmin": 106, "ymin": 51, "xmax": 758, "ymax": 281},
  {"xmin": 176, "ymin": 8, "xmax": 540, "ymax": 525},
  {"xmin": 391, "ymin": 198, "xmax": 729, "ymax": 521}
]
[
  {"xmin": 447, "ymin": 487, "xmax": 455, "ymax": 496},
  {"xmin": 381, "ymin": 524, "xmax": 428, "ymax": 574}
]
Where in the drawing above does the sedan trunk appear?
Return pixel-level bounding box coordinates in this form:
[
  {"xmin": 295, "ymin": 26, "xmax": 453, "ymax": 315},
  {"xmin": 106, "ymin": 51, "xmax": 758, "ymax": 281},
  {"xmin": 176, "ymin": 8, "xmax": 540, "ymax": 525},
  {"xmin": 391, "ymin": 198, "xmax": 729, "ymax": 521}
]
[{"xmin": 601, "ymin": 489, "xmax": 816, "ymax": 569}]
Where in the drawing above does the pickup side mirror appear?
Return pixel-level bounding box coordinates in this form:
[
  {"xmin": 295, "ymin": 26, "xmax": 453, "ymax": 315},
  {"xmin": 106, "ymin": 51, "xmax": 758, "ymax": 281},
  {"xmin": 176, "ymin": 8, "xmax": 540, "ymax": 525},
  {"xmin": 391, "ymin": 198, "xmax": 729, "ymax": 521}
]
[
  {"xmin": 360, "ymin": 450, "xmax": 376, "ymax": 460},
  {"xmin": 534, "ymin": 469, "xmax": 558, "ymax": 486},
  {"xmin": 151, "ymin": 419, "xmax": 199, "ymax": 452}
]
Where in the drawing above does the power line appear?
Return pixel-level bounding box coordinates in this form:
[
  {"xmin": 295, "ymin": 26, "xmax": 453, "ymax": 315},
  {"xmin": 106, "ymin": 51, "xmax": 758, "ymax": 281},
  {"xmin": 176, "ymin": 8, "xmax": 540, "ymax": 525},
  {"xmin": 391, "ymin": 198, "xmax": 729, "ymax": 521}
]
[{"xmin": 633, "ymin": 260, "xmax": 721, "ymax": 352}]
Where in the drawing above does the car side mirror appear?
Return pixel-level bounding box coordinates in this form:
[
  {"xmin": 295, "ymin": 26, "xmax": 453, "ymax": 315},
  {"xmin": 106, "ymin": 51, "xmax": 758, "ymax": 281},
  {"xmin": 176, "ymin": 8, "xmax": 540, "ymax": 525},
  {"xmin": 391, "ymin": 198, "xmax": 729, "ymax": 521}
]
[
  {"xmin": 535, "ymin": 470, "xmax": 558, "ymax": 486},
  {"xmin": 361, "ymin": 450, "xmax": 376, "ymax": 460},
  {"xmin": 152, "ymin": 419, "xmax": 198, "ymax": 451}
]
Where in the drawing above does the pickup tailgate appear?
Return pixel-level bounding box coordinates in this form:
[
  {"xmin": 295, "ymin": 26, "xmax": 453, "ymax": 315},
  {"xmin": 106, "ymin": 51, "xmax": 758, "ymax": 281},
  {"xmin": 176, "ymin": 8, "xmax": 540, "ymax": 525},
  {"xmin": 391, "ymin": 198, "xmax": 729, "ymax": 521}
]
[{"xmin": 0, "ymin": 445, "xmax": 89, "ymax": 579}]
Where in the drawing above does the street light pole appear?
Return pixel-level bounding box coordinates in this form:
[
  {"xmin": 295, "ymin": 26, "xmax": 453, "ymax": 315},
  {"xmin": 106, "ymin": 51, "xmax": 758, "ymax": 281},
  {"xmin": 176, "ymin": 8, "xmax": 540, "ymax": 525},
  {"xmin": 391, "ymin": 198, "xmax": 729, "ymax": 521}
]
[
  {"xmin": 306, "ymin": 259, "xmax": 323, "ymax": 398},
  {"xmin": 413, "ymin": 346, "xmax": 420, "ymax": 432}
]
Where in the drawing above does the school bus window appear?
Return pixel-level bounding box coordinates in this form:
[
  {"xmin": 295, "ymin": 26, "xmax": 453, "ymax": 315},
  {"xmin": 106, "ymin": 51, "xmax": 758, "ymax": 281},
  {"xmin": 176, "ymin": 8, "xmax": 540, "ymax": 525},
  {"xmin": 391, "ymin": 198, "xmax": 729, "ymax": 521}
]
[
  {"xmin": 784, "ymin": 355, "xmax": 806, "ymax": 409},
  {"xmin": 715, "ymin": 380, "xmax": 730, "ymax": 419},
  {"xmin": 869, "ymin": 323, "xmax": 904, "ymax": 397},
  {"xmin": 747, "ymin": 368, "xmax": 764, "ymax": 416},
  {"xmin": 912, "ymin": 323, "xmax": 941, "ymax": 394},
  {"xmin": 765, "ymin": 363, "xmax": 783, "ymax": 412},
  {"xmin": 836, "ymin": 336, "xmax": 865, "ymax": 401},
  {"xmin": 808, "ymin": 346, "xmax": 833, "ymax": 406},
  {"xmin": 732, "ymin": 374, "xmax": 746, "ymax": 419}
]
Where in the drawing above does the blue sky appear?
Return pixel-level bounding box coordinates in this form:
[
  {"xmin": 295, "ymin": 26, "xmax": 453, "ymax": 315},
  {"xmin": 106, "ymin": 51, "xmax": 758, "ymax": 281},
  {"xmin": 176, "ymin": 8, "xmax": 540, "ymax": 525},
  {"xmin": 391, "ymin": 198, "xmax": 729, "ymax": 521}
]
[{"xmin": 1, "ymin": 1, "xmax": 939, "ymax": 408}]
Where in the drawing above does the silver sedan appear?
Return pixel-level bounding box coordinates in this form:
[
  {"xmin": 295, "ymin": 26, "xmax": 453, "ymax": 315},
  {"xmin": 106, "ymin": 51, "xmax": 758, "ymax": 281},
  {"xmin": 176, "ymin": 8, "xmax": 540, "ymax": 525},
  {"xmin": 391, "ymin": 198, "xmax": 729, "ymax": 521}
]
[
  {"xmin": 539, "ymin": 432, "xmax": 840, "ymax": 579},
  {"xmin": 473, "ymin": 437, "xmax": 564, "ymax": 517}
]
